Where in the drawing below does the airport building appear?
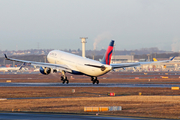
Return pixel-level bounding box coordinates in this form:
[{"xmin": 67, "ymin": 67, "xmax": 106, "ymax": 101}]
[
  {"xmin": 111, "ymin": 55, "xmax": 180, "ymax": 72},
  {"xmin": 111, "ymin": 55, "xmax": 134, "ymax": 63}
]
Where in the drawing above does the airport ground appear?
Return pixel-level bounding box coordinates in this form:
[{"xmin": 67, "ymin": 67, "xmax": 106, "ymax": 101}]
[
  {"xmin": 0, "ymin": 72, "xmax": 180, "ymax": 119},
  {"xmin": 1, "ymin": 71, "xmax": 180, "ymax": 84}
]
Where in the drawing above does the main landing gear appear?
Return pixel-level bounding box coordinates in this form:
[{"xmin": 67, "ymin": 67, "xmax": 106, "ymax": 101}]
[
  {"xmin": 91, "ymin": 77, "xmax": 99, "ymax": 84},
  {"xmin": 61, "ymin": 76, "xmax": 69, "ymax": 84},
  {"xmin": 61, "ymin": 70, "xmax": 69, "ymax": 84}
]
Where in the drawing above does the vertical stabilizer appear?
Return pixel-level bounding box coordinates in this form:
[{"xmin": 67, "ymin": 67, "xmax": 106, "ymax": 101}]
[
  {"xmin": 101, "ymin": 40, "xmax": 114, "ymax": 65},
  {"xmin": 153, "ymin": 58, "xmax": 158, "ymax": 61}
]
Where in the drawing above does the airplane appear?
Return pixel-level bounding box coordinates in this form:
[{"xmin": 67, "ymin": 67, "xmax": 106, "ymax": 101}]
[
  {"xmin": 0, "ymin": 66, "xmax": 28, "ymax": 72},
  {"xmin": 153, "ymin": 58, "xmax": 158, "ymax": 62},
  {"xmin": 4, "ymin": 40, "xmax": 175, "ymax": 84},
  {"xmin": 0, "ymin": 67, "xmax": 20, "ymax": 72}
]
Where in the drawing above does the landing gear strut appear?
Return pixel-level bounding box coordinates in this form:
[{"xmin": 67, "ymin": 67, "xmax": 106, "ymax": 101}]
[
  {"xmin": 61, "ymin": 70, "xmax": 69, "ymax": 84},
  {"xmin": 91, "ymin": 77, "xmax": 99, "ymax": 84}
]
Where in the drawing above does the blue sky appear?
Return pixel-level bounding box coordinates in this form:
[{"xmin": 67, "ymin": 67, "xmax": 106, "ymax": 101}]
[{"xmin": 0, "ymin": 0, "xmax": 180, "ymax": 51}]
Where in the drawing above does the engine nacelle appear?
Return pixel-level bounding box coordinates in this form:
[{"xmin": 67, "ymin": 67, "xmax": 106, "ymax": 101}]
[{"xmin": 40, "ymin": 67, "xmax": 51, "ymax": 75}]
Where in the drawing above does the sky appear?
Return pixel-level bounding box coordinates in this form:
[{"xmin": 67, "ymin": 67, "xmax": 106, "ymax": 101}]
[{"xmin": 0, "ymin": 0, "xmax": 180, "ymax": 51}]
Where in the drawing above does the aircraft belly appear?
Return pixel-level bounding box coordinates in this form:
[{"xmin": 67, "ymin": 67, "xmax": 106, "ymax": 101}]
[{"xmin": 77, "ymin": 65, "xmax": 106, "ymax": 77}]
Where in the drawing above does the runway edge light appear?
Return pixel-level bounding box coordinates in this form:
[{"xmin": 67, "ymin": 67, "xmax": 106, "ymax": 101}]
[
  {"xmin": 107, "ymin": 93, "xmax": 115, "ymax": 96},
  {"xmin": 6, "ymin": 80, "xmax": 11, "ymax": 82}
]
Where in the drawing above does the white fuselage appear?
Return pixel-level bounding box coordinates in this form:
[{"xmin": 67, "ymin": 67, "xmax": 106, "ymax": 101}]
[{"xmin": 47, "ymin": 50, "xmax": 112, "ymax": 77}]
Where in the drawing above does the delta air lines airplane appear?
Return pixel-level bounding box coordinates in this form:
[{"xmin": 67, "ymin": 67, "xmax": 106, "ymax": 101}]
[{"xmin": 4, "ymin": 40, "xmax": 174, "ymax": 84}]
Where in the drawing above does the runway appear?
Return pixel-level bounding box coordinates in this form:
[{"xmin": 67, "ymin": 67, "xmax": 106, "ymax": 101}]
[
  {"xmin": 1, "ymin": 82, "xmax": 180, "ymax": 88},
  {"xmin": 0, "ymin": 113, "xmax": 167, "ymax": 120}
]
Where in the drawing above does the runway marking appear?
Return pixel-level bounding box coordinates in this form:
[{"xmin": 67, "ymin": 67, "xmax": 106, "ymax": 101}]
[
  {"xmin": 1, "ymin": 83, "xmax": 180, "ymax": 88},
  {"xmin": 0, "ymin": 98, "xmax": 7, "ymax": 100},
  {"xmin": 0, "ymin": 113, "xmax": 165, "ymax": 120}
]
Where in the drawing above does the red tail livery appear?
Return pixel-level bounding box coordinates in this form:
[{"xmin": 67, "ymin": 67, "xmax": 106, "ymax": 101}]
[{"xmin": 101, "ymin": 40, "xmax": 114, "ymax": 65}]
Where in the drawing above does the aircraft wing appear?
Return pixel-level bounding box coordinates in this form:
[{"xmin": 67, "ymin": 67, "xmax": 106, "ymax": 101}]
[
  {"xmin": 138, "ymin": 56, "xmax": 175, "ymax": 65},
  {"xmin": 4, "ymin": 54, "xmax": 72, "ymax": 72},
  {"xmin": 111, "ymin": 56, "xmax": 175, "ymax": 69}
]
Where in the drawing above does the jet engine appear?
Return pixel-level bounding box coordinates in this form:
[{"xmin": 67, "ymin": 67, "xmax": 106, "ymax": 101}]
[{"xmin": 40, "ymin": 67, "xmax": 51, "ymax": 75}]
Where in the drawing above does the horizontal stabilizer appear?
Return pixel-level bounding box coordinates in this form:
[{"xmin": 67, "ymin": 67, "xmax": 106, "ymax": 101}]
[{"xmin": 85, "ymin": 64, "xmax": 106, "ymax": 71}]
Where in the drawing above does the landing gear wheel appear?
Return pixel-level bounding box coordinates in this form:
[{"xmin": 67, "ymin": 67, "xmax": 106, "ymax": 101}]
[
  {"xmin": 91, "ymin": 77, "xmax": 99, "ymax": 84},
  {"xmin": 62, "ymin": 80, "xmax": 65, "ymax": 84},
  {"xmin": 60, "ymin": 70, "xmax": 69, "ymax": 84},
  {"xmin": 66, "ymin": 80, "xmax": 69, "ymax": 84},
  {"xmin": 96, "ymin": 80, "xmax": 99, "ymax": 84},
  {"xmin": 61, "ymin": 76, "xmax": 69, "ymax": 84}
]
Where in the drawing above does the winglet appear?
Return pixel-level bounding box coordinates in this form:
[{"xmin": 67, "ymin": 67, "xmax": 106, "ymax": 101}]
[
  {"xmin": 170, "ymin": 56, "xmax": 175, "ymax": 61},
  {"xmin": 4, "ymin": 54, "xmax": 8, "ymax": 59},
  {"xmin": 19, "ymin": 62, "xmax": 26, "ymax": 70}
]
